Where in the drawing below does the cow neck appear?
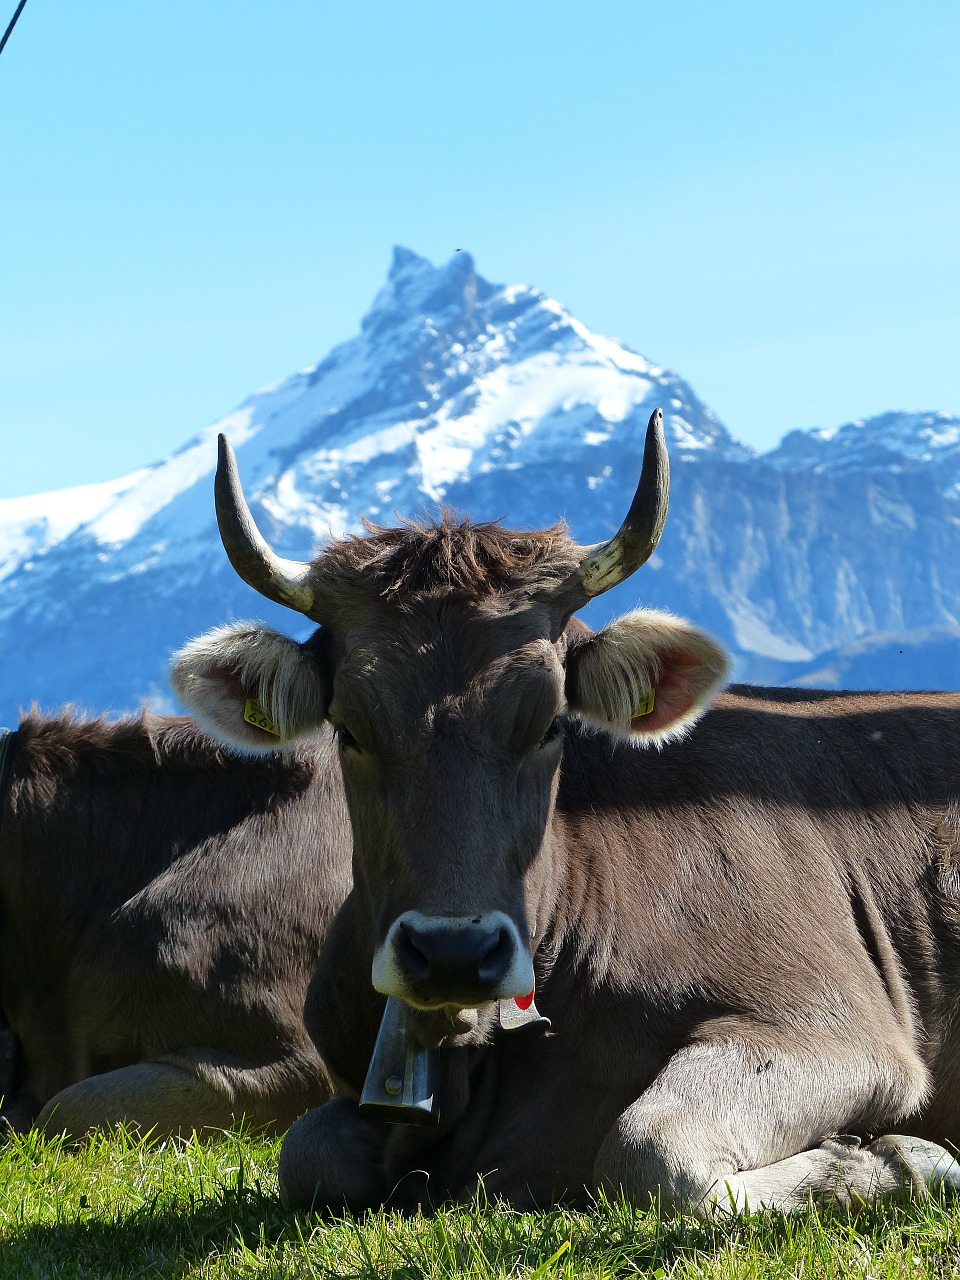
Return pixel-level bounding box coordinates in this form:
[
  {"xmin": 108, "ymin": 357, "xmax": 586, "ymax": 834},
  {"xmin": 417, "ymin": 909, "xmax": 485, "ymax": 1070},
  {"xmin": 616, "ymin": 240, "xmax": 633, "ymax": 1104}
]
[
  {"xmin": 546, "ymin": 723, "xmax": 622, "ymax": 951},
  {"xmin": 527, "ymin": 818, "xmax": 564, "ymax": 958},
  {"xmin": 0, "ymin": 728, "xmax": 18, "ymax": 1033},
  {"xmin": 0, "ymin": 728, "xmax": 17, "ymax": 837}
]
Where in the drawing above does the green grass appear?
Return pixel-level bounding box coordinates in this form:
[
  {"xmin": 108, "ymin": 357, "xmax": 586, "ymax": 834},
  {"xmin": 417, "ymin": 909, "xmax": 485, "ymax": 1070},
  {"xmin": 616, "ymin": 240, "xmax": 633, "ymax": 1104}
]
[{"xmin": 2, "ymin": 1128, "xmax": 960, "ymax": 1279}]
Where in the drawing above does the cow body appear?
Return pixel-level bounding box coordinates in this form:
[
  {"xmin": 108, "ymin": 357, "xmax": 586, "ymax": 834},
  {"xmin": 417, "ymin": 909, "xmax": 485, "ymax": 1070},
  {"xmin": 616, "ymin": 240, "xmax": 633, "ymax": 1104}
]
[
  {"xmin": 175, "ymin": 418, "xmax": 960, "ymax": 1212},
  {"xmin": 0, "ymin": 709, "xmax": 352, "ymax": 1137}
]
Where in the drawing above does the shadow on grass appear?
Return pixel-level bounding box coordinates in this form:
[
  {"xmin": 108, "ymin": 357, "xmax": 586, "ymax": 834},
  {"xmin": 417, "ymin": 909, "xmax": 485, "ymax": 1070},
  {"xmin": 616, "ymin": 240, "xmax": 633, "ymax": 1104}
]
[
  {"xmin": 0, "ymin": 1191, "xmax": 734, "ymax": 1280},
  {"xmin": 5, "ymin": 1184, "xmax": 957, "ymax": 1280},
  {"xmin": 0, "ymin": 1184, "xmax": 297, "ymax": 1278}
]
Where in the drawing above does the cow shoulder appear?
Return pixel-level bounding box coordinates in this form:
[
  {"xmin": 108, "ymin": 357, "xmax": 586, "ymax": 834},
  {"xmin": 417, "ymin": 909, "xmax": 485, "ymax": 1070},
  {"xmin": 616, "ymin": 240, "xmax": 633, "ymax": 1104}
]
[
  {"xmin": 564, "ymin": 608, "xmax": 729, "ymax": 743},
  {"xmin": 170, "ymin": 621, "xmax": 329, "ymax": 753}
]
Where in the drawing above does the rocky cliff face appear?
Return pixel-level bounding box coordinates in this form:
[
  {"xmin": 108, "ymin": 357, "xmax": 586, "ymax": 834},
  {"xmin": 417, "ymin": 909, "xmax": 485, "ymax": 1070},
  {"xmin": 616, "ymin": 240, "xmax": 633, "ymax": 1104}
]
[{"xmin": 1, "ymin": 248, "xmax": 957, "ymax": 720}]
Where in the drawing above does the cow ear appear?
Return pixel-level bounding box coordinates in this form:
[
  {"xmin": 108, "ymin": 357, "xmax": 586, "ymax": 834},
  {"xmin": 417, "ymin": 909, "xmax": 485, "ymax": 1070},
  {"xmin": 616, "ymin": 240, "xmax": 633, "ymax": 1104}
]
[
  {"xmin": 170, "ymin": 622, "xmax": 330, "ymax": 753},
  {"xmin": 565, "ymin": 609, "xmax": 729, "ymax": 745}
]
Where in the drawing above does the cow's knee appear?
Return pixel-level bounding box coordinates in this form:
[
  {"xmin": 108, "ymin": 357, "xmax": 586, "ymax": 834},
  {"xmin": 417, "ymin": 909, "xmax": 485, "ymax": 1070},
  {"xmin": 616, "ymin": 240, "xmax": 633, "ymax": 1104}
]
[
  {"xmin": 279, "ymin": 1097, "xmax": 387, "ymax": 1214},
  {"xmin": 595, "ymin": 1099, "xmax": 716, "ymax": 1211},
  {"xmin": 36, "ymin": 1062, "xmax": 236, "ymax": 1140}
]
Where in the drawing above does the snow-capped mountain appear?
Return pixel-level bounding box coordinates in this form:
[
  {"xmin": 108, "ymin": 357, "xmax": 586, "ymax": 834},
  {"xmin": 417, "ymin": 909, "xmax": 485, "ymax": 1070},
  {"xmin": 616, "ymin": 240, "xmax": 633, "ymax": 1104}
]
[
  {"xmin": 768, "ymin": 411, "xmax": 960, "ymax": 491},
  {"xmin": 1, "ymin": 247, "xmax": 958, "ymax": 721}
]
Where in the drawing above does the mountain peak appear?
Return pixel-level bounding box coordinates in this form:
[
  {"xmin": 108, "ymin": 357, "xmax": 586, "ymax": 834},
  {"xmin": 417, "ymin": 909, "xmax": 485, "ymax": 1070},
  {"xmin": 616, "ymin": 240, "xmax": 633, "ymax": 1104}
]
[
  {"xmin": 362, "ymin": 248, "xmax": 497, "ymax": 337},
  {"xmin": 388, "ymin": 245, "xmax": 433, "ymax": 278}
]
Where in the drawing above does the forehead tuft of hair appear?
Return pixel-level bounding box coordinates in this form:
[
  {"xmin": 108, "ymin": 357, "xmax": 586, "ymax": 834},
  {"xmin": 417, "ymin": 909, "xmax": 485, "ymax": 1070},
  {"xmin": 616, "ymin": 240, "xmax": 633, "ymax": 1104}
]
[{"xmin": 313, "ymin": 511, "xmax": 581, "ymax": 600}]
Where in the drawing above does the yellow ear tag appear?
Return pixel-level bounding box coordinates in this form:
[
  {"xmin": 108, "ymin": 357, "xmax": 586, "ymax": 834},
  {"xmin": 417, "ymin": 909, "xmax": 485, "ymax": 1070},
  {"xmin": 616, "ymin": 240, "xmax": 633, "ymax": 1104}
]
[
  {"xmin": 632, "ymin": 688, "xmax": 656, "ymax": 718},
  {"xmin": 243, "ymin": 697, "xmax": 282, "ymax": 737}
]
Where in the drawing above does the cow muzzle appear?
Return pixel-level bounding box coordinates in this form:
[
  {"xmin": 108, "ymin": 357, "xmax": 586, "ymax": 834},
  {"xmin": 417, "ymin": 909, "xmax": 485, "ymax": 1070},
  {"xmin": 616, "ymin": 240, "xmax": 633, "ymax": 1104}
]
[{"xmin": 371, "ymin": 910, "xmax": 535, "ymax": 1008}]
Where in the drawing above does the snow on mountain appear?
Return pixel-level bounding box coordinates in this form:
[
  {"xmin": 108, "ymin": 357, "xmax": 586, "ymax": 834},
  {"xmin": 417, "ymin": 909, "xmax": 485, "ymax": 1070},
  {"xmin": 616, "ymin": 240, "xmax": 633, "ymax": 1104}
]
[
  {"xmin": 0, "ymin": 247, "xmax": 957, "ymax": 720},
  {"xmin": 766, "ymin": 410, "xmax": 960, "ymax": 496},
  {"xmin": 0, "ymin": 247, "xmax": 743, "ymax": 578},
  {"xmin": 0, "ymin": 468, "xmax": 150, "ymax": 583}
]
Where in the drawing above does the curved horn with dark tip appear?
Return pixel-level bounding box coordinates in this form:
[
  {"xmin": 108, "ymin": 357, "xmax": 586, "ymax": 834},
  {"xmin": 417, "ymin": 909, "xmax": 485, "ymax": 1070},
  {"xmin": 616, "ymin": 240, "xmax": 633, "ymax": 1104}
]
[
  {"xmin": 576, "ymin": 407, "xmax": 670, "ymax": 599},
  {"xmin": 214, "ymin": 434, "xmax": 317, "ymax": 616}
]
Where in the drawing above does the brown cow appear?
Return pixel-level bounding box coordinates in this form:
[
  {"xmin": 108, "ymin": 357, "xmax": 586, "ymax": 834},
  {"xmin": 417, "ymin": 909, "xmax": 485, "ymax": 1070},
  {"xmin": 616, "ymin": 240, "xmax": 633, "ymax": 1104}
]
[
  {"xmin": 173, "ymin": 410, "xmax": 960, "ymax": 1213},
  {"xmin": 0, "ymin": 705, "xmax": 351, "ymax": 1138}
]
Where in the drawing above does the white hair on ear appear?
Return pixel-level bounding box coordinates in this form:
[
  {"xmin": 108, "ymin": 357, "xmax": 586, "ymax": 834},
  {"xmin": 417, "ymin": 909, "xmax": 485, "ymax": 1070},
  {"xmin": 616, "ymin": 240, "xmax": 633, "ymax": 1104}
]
[
  {"xmin": 570, "ymin": 609, "xmax": 730, "ymax": 745},
  {"xmin": 170, "ymin": 621, "xmax": 328, "ymax": 753}
]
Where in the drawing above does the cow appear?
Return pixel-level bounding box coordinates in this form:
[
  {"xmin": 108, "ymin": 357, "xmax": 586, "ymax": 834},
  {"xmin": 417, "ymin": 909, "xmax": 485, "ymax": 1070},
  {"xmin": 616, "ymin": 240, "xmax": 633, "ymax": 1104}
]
[
  {"xmin": 171, "ymin": 409, "xmax": 960, "ymax": 1214},
  {"xmin": 0, "ymin": 705, "xmax": 352, "ymax": 1138}
]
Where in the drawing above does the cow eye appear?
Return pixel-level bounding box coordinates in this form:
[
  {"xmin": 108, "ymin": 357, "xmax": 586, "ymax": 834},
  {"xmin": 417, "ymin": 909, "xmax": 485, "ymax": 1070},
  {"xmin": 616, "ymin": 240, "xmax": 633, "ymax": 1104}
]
[
  {"xmin": 334, "ymin": 724, "xmax": 359, "ymax": 751},
  {"xmin": 539, "ymin": 716, "xmax": 562, "ymax": 748}
]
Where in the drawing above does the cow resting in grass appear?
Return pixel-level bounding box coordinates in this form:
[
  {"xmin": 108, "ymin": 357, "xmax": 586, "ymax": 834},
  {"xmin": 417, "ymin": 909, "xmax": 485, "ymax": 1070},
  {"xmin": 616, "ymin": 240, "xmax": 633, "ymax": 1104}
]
[
  {"xmin": 173, "ymin": 410, "xmax": 960, "ymax": 1213},
  {"xmin": 0, "ymin": 709, "xmax": 351, "ymax": 1138}
]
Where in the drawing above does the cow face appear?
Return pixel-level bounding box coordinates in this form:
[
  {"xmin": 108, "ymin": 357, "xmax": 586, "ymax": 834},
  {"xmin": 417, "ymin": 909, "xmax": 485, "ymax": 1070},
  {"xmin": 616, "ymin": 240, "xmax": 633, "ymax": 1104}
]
[
  {"xmin": 324, "ymin": 592, "xmax": 565, "ymax": 1010},
  {"xmin": 172, "ymin": 413, "xmax": 729, "ymax": 1012}
]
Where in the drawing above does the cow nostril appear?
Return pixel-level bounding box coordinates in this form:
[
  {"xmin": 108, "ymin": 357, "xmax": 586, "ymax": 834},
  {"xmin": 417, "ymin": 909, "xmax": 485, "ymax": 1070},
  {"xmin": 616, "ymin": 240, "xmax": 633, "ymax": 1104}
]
[
  {"xmin": 477, "ymin": 927, "xmax": 513, "ymax": 983},
  {"xmin": 394, "ymin": 923, "xmax": 431, "ymax": 981}
]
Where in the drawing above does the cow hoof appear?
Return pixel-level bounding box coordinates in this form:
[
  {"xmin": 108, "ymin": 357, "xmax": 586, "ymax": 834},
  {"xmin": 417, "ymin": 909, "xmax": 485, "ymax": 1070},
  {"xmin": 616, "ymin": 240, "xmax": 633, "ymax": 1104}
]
[
  {"xmin": 870, "ymin": 1135, "xmax": 960, "ymax": 1196},
  {"xmin": 279, "ymin": 1097, "xmax": 386, "ymax": 1214}
]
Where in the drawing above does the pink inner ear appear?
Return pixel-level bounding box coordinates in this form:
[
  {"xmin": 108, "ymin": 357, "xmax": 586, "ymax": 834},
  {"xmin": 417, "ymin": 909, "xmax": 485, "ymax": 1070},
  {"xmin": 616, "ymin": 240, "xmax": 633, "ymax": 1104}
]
[{"xmin": 629, "ymin": 650, "xmax": 700, "ymax": 734}]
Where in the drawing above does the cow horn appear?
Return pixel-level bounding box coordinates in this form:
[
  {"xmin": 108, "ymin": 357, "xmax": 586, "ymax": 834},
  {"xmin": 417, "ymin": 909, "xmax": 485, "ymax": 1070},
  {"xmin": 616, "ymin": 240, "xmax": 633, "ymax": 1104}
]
[
  {"xmin": 214, "ymin": 434, "xmax": 317, "ymax": 616},
  {"xmin": 576, "ymin": 407, "xmax": 669, "ymax": 598}
]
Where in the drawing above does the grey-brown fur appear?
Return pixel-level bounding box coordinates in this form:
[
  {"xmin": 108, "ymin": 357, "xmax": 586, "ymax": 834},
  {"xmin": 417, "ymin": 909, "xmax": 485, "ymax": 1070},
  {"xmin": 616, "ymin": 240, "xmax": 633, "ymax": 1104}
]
[
  {"xmin": 0, "ymin": 708, "xmax": 352, "ymax": 1137},
  {"xmin": 175, "ymin": 517, "xmax": 960, "ymax": 1213},
  {"xmin": 315, "ymin": 512, "xmax": 582, "ymax": 599}
]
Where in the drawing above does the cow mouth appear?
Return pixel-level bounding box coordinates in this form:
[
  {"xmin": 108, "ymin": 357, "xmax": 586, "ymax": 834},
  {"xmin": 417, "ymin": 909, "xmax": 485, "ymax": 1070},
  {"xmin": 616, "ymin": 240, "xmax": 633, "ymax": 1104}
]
[
  {"xmin": 395, "ymin": 988, "xmax": 498, "ymax": 1014},
  {"xmin": 405, "ymin": 1004, "xmax": 481, "ymax": 1044}
]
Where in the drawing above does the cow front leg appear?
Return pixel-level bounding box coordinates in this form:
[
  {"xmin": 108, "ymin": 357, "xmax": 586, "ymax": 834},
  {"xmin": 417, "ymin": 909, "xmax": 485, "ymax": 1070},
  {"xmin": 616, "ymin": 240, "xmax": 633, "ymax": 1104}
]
[
  {"xmin": 705, "ymin": 1134, "xmax": 960, "ymax": 1212},
  {"xmin": 594, "ymin": 1038, "xmax": 958, "ymax": 1214},
  {"xmin": 35, "ymin": 1061, "xmax": 241, "ymax": 1139},
  {"xmin": 279, "ymin": 1097, "xmax": 389, "ymax": 1213}
]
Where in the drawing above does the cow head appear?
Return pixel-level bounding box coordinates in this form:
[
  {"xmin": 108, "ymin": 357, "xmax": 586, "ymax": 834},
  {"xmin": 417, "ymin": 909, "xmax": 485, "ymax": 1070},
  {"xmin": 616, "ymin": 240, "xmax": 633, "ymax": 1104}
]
[{"xmin": 172, "ymin": 411, "xmax": 729, "ymax": 1012}]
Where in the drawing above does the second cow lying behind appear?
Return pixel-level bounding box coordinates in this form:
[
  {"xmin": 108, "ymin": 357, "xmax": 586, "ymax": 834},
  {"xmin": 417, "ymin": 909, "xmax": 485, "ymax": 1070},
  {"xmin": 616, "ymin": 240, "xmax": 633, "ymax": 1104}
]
[{"xmin": 0, "ymin": 706, "xmax": 351, "ymax": 1138}]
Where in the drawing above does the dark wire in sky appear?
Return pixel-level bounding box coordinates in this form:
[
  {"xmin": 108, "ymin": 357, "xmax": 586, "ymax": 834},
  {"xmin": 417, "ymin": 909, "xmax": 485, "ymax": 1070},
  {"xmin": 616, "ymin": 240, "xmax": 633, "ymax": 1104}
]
[{"xmin": 0, "ymin": 0, "xmax": 29, "ymax": 60}]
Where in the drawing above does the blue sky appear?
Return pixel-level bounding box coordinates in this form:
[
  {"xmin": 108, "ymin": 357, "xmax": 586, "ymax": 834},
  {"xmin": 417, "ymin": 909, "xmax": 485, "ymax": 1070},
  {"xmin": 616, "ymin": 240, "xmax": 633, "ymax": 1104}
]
[{"xmin": 1, "ymin": 0, "xmax": 957, "ymax": 497}]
